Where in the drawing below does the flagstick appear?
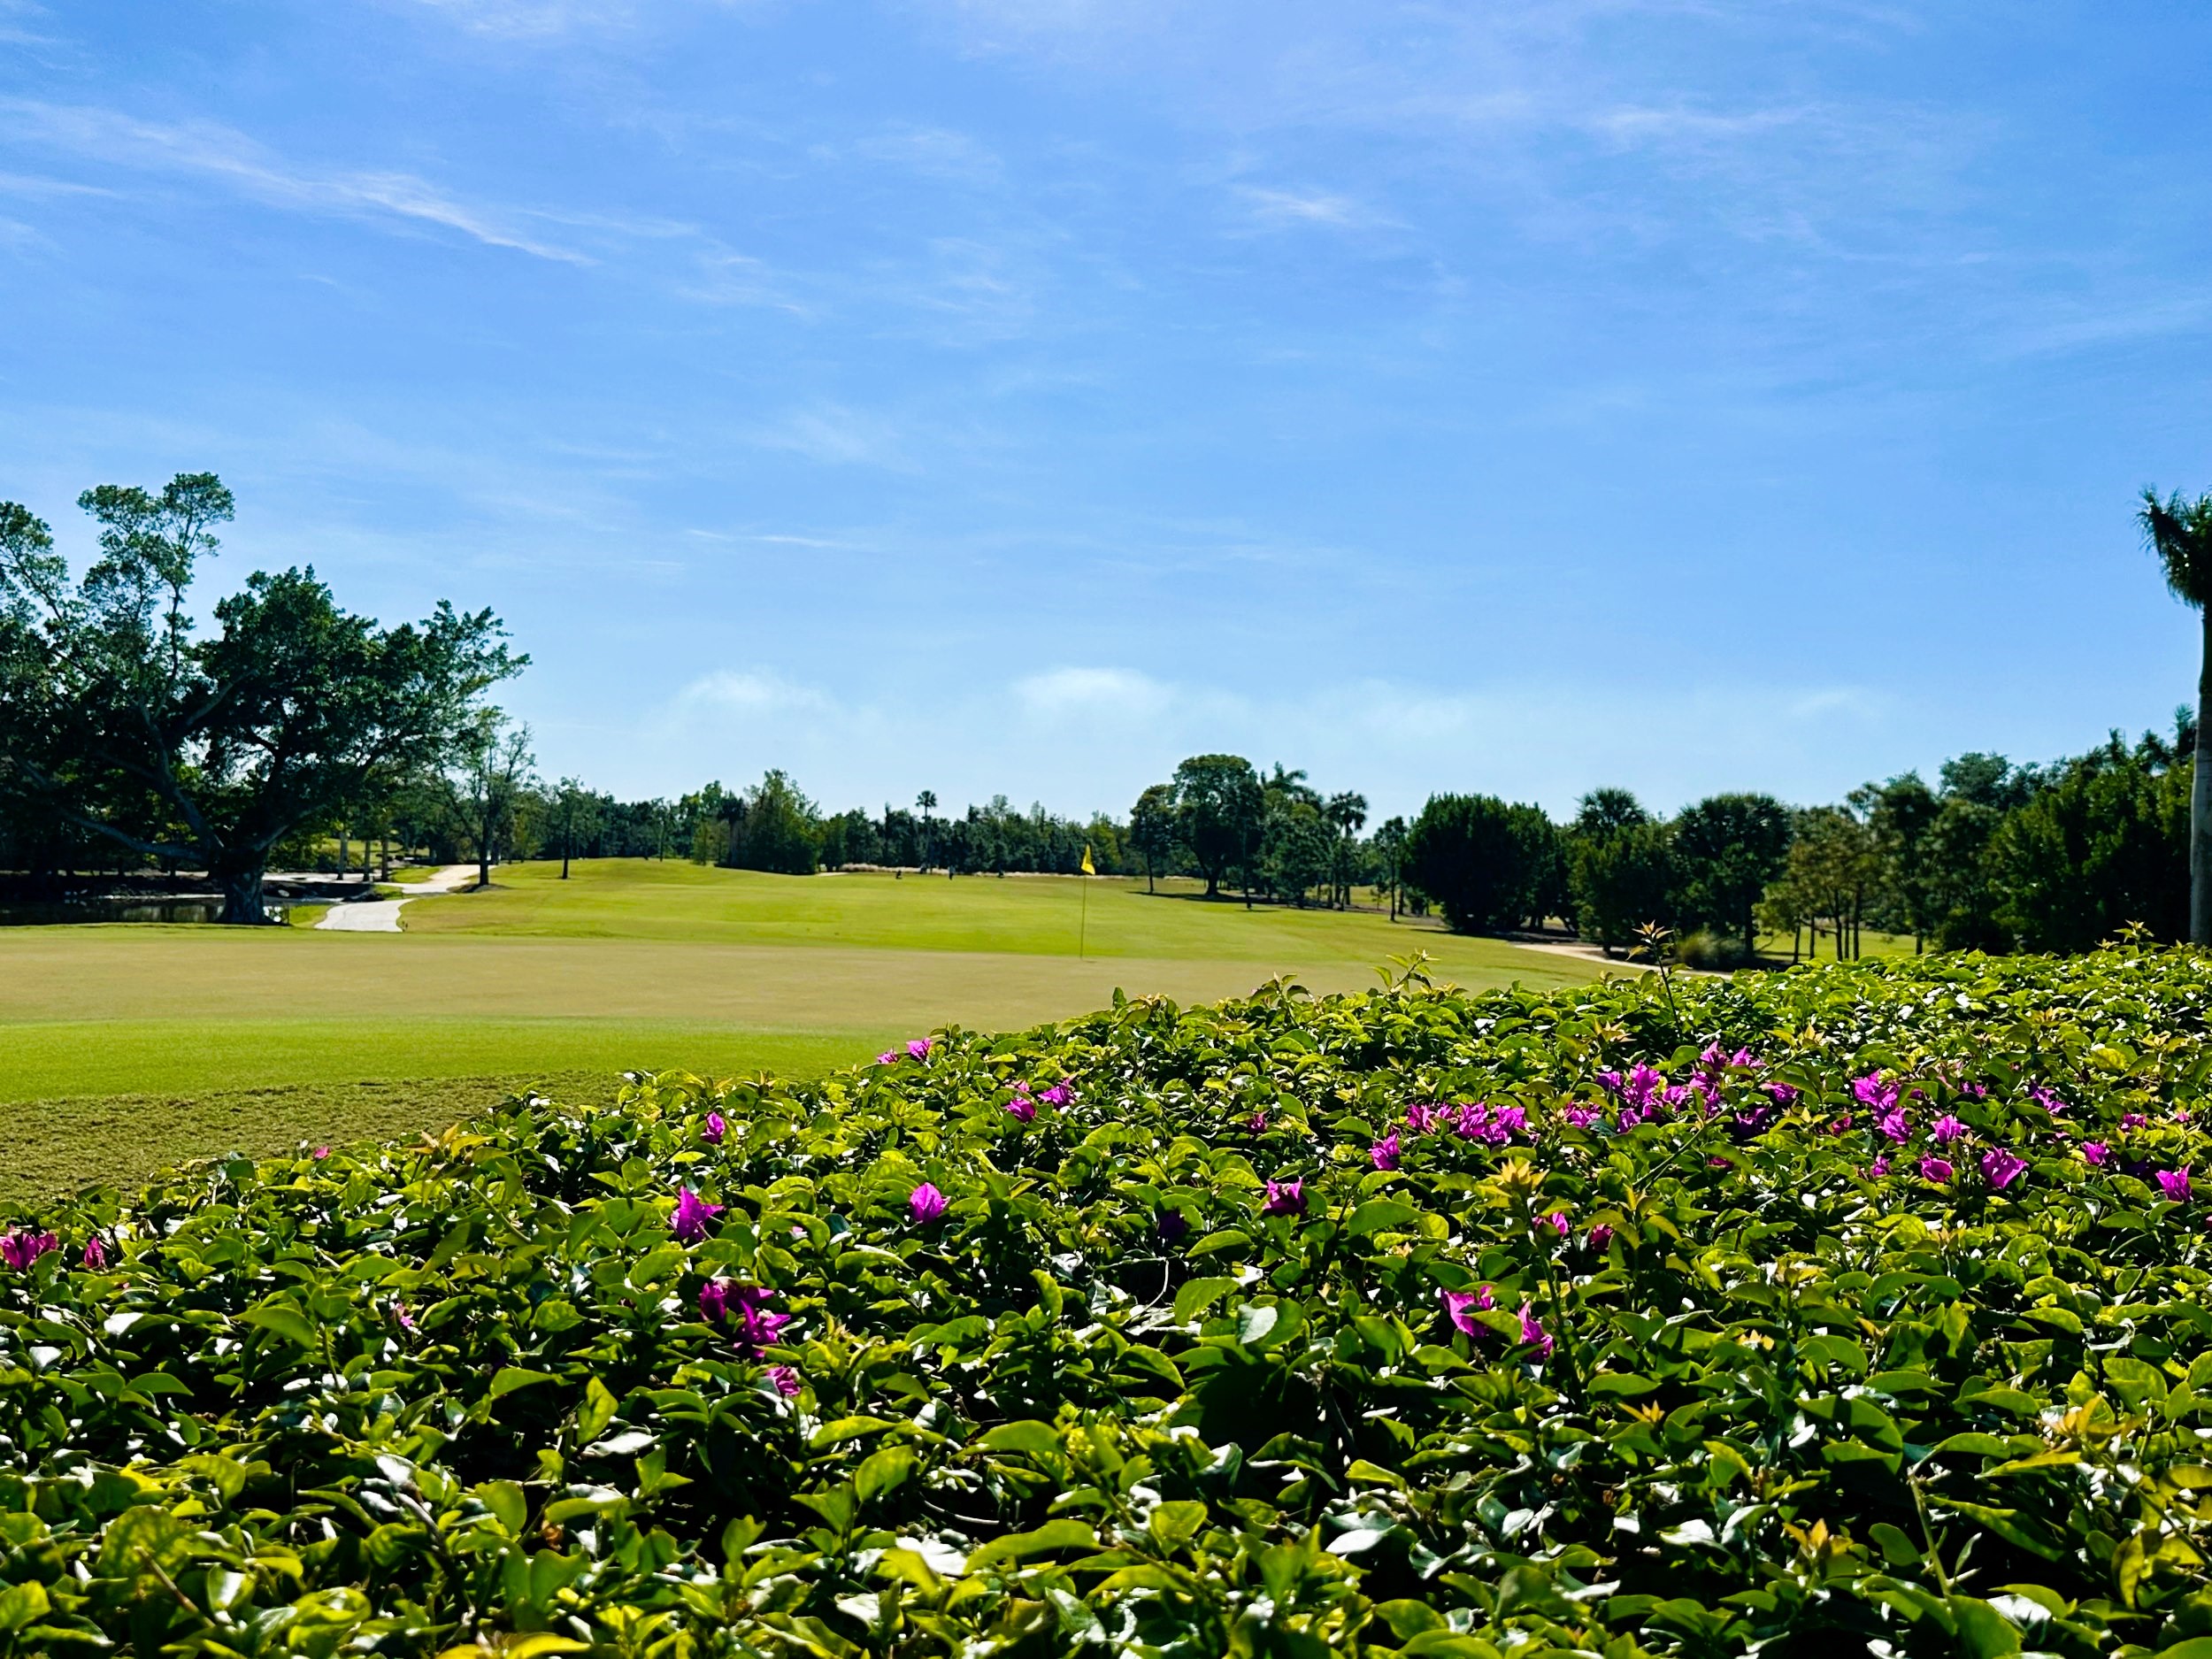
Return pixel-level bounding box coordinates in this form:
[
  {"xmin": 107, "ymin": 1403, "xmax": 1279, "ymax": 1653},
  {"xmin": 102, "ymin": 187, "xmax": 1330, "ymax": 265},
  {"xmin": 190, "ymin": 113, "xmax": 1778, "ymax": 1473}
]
[{"xmin": 1079, "ymin": 871, "xmax": 1088, "ymax": 959}]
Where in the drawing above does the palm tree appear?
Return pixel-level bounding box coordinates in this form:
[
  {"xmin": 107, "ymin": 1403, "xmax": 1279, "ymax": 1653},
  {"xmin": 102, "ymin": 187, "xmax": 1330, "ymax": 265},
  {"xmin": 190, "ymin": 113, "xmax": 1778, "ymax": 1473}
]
[
  {"xmin": 1324, "ymin": 790, "xmax": 1367, "ymax": 908},
  {"xmin": 915, "ymin": 790, "xmax": 937, "ymax": 873},
  {"xmin": 2142, "ymin": 488, "xmax": 2212, "ymax": 945}
]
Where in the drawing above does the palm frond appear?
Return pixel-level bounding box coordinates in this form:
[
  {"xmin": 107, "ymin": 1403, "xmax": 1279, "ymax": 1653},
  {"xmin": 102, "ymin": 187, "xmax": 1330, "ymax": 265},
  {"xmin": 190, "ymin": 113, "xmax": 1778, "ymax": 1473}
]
[{"xmin": 2141, "ymin": 487, "xmax": 2212, "ymax": 610}]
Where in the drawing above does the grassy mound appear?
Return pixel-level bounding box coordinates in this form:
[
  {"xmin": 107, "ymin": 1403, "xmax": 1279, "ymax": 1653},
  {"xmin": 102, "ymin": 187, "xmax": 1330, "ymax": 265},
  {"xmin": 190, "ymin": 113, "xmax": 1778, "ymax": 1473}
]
[{"xmin": 4, "ymin": 951, "xmax": 2212, "ymax": 1655}]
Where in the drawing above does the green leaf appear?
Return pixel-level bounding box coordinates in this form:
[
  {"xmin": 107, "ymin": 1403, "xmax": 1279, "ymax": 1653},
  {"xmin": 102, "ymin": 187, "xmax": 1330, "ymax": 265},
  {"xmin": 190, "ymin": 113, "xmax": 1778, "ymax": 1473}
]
[
  {"xmin": 975, "ymin": 1420, "xmax": 1061, "ymax": 1460},
  {"xmin": 487, "ymin": 1366, "xmax": 561, "ymax": 1401},
  {"xmin": 1946, "ymin": 1595, "xmax": 2023, "ymax": 1658},
  {"xmin": 1346, "ymin": 1198, "xmax": 1420, "ymax": 1237},
  {"xmin": 1188, "ymin": 1229, "xmax": 1250, "ymax": 1256},
  {"xmin": 1148, "ymin": 1501, "xmax": 1209, "ymax": 1550},
  {"xmin": 1235, "ymin": 1302, "xmax": 1279, "ymax": 1347},
  {"xmin": 856, "ymin": 1445, "xmax": 916, "ymax": 1503},
  {"xmin": 474, "ymin": 1480, "xmax": 528, "ymax": 1537},
  {"xmin": 1173, "ymin": 1276, "xmax": 1239, "ymax": 1325},
  {"xmin": 0, "ymin": 1580, "xmax": 49, "ymax": 1633},
  {"xmin": 237, "ymin": 1304, "xmax": 318, "ymax": 1348},
  {"xmin": 1587, "ymin": 1372, "xmax": 1658, "ymax": 1397},
  {"xmin": 1869, "ymin": 1522, "xmax": 1923, "ymax": 1569},
  {"xmin": 1929, "ymin": 1498, "xmax": 2062, "ymax": 1562},
  {"xmin": 968, "ymin": 1518, "xmax": 1098, "ymax": 1568},
  {"xmin": 576, "ymin": 1377, "xmax": 618, "ymax": 1445}
]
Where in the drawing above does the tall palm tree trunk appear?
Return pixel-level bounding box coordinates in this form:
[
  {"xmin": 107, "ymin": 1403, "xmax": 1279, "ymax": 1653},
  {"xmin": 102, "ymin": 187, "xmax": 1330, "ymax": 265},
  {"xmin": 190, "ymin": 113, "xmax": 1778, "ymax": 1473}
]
[{"xmin": 2195, "ymin": 609, "xmax": 2212, "ymax": 945}]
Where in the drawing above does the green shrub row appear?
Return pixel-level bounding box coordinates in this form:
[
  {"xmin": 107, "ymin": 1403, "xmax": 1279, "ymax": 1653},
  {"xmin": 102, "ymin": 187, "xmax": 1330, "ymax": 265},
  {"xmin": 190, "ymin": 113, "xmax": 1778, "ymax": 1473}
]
[{"xmin": 7, "ymin": 951, "xmax": 2212, "ymax": 1656}]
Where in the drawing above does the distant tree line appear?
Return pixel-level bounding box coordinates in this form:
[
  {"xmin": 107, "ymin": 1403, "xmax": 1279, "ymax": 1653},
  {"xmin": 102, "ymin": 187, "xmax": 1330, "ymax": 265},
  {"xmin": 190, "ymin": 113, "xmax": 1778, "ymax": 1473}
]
[{"xmin": 6, "ymin": 471, "xmax": 2210, "ymax": 955}]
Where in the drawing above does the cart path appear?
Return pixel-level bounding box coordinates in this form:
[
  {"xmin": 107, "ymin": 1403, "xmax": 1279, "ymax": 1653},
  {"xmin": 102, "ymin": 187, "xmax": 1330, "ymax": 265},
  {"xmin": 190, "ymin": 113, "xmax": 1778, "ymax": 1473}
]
[{"xmin": 315, "ymin": 864, "xmax": 480, "ymax": 932}]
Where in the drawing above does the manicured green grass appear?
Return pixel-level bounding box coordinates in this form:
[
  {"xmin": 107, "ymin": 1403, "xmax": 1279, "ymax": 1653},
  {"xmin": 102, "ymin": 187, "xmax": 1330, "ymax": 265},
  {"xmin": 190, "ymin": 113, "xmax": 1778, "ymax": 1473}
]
[
  {"xmin": 403, "ymin": 858, "xmax": 1571, "ymax": 973},
  {"xmin": 0, "ymin": 860, "xmax": 1605, "ymax": 1196}
]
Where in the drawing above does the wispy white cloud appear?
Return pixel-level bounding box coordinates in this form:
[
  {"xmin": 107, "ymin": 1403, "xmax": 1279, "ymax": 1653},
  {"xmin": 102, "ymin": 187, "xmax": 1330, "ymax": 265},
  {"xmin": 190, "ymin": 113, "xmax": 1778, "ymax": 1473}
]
[
  {"xmin": 1237, "ymin": 186, "xmax": 1373, "ymax": 229},
  {"xmin": 675, "ymin": 669, "xmax": 837, "ymax": 718},
  {"xmin": 0, "ymin": 100, "xmax": 587, "ymax": 263},
  {"xmin": 749, "ymin": 403, "xmax": 914, "ymax": 470},
  {"xmin": 402, "ymin": 0, "xmax": 647, "ymax": 38},
  {"xmin": 1015, "ymin": 666, "xmax": 1176, "ymax": 720}
]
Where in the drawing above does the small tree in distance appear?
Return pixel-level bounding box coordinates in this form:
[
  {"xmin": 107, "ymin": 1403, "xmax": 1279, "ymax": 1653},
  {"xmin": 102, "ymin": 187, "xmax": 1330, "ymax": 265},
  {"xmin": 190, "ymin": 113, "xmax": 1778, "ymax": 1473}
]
[
  {"xmin": 452, "ymin": 713, "xmax": 534, "ymax": 890},
  {"xmin": 1171, "ymin": 755, "xmax": 1263, "ymax": 899},
  {"xmin": 1129, "ymin": 782, "xmax": 1176, "ymax": 894}
]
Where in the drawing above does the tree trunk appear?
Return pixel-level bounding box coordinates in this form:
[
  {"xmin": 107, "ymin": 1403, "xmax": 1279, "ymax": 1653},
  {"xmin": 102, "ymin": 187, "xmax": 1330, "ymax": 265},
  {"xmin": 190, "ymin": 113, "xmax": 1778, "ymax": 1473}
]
[
  {"xmin": 2195, "ymin": 607, "xmax": 2212, "ymax": 945},
  {"xmin": 218, "ymin": 862, "xmax": 268, "ymax": 925}
]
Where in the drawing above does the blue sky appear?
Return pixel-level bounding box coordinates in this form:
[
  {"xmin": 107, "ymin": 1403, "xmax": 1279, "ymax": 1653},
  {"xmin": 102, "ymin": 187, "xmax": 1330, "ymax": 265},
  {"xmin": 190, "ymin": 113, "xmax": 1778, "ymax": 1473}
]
[{"xmin": 4, "ymin": 0, "xmax": 2211, "ymax": 823}]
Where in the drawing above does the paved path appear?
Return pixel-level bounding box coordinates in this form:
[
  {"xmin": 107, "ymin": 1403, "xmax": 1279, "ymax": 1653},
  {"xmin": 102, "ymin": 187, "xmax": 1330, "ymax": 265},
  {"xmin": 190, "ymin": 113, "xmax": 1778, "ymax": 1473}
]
[{"xmin": 315, "ymin": 864, "xmax": 479, "ymax": 933}]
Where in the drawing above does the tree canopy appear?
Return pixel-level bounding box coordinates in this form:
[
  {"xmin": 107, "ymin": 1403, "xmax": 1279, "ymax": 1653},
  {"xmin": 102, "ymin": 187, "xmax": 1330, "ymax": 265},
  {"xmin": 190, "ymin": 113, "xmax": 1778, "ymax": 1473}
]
[{"xmin": 0, "ymin": 473, "xmax": 523, "ymax": 920}]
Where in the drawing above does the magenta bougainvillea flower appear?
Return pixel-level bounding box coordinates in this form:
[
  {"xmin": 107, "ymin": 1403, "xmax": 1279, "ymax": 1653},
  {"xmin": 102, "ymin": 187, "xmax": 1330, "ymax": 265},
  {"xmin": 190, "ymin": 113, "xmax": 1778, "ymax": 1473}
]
[
  {"xmin": 2157, "ymin": 1167, "xmax": 2194, "ymax": 1202},
  {"xmin": 698, "ymin": 1277, "xmax": 734, "ymax": 1324},
  {"xmin": 2, "ymin": 1229, "xmax": 60, "ymax": 1271},
  {"xmin": 1245, "ymin": 1111, "xmax": 1270, "ymax": 1134},
  {"xmin": 1262, "ymin": 1179, "xmax": 1305, "ymax": 1217},
  {"xmin": 702, "ymin": 1111, "xmax": 726, "ymax": 1146},
  {"xmin": 1919, "ymin": 1156, "xmax": 1954, "ymax": 1185},
  {"xmin": 907, "ymin": 1038, "xmax": 933, "ymax": 1062},
  {"xmin": 1980, "ymin": 1148, "xmax": 2027, "ymax": 1190},
  {"xmin": 875, "ymin": 1049, "xmax": 898, "ymax": 1065},
  {"xmin": 1538, "ymin": 1210, "xmax": 1569, "ymax": 1237},
  {"xmin": 1824, "ymin": 1115, "xmax": 1854, "ymax": 1136},
  {"xmin": 1586, "ymin": 1223, "xmax": 1616, "ymax": 1252},
  {"xmin": 701, "ymin": 1279, "xmax": 791, "ymax": 1353},
  {"xmin": 81, "ymin": 1236, "xmax": 106, "ymax": 1271},
  {"xmin": 767, "ymin": 1365, "xmax": 803, "ymax": 1399},
  {"xmin": 1039, "ymin": 1081, "xmax": 1072, "ymax": 1106},
  {"xmin": 1405, "ymin": 1103, "xmax": 1445, "ymax": 1133},
  {"xmin": 1877, "ymin": 1107, "xmax": 1912, "ymax": 1144},
  {"xmin": 1370, "ymin": 1133, "xmax": 1401, "ymax": 1171},
  {"xmin": 671, "ymin": 1188, "xmax": 724, "ymax": 1242},
  {"xmin": 1930, "ymin": 1114, "xmax": 1966, "ymax": 1146},
  {"xmin": 909, "ymin": 1183, "xmax": 948, "ymax": 1224},
  {"xmin": 1440, "ymin": 1285, "xmax": 1494, "ymax": 1335},
  {"xmin": 2082, "ymin": 1141, "xmax": 2111, "ymax": 1166},
  {"xmin": 1561, "ymin": 1105, "xmax": 1601, "ymax": 1129},
  {"xmin": 1765, "ymin": 1082, "xmax": 1801, "ymax": 1107},
  {"xmin": 1867, "ymin": 1156, "xmax": 1892, "ymax": 1179},
  {"xmin": 1005, "ymin": 1094, "xmax": 1037, "ymax": 1124},
  {"xmin": 732, "ymin": 1287, "xmax": 791, "ymax": 1355},
  {"xmin": 1517, "ymin": 1302, "xmax": 1555, "ymax": 1360},
  {"xmin": 312, "ymin": 1145, "xmax": 332, "ymax": 1160},
  {"xmin": 1855, "ymin": 1072, "xmax": 1901, "ymax": 1113}
]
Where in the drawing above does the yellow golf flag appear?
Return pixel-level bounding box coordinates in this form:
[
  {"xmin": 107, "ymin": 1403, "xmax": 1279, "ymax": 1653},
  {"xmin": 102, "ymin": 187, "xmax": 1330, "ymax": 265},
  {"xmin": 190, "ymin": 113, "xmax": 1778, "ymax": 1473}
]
[{"xmin": 1080, "ymin": 845, "xmax": 1095, "ymax": 875}]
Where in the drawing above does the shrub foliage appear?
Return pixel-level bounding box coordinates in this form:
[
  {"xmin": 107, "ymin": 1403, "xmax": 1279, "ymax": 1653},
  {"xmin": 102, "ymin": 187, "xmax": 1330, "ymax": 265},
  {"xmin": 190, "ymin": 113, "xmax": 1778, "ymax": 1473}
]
[{"xmin": 10, "ymin": 951, "xmax": 2212, "ymax": 1655}]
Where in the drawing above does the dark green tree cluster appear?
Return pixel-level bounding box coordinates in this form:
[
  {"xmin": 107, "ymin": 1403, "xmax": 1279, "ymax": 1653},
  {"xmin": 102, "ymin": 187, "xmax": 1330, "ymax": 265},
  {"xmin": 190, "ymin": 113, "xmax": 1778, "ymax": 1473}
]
[
  {"xmin": 0, "ymin": 474, "xmax": 523, "ymax": 921},
  {"xmin": 1113, "ymin": 755, "xmax": 1379, "ymax": 908}
]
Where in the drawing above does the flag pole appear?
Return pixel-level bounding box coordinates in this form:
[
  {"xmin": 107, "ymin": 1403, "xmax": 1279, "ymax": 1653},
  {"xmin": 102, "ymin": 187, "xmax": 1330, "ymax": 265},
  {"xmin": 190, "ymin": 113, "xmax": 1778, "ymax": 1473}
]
[{"xmin": 1078, "ymin": 843, "xmax": 1093, "ymax": 958}]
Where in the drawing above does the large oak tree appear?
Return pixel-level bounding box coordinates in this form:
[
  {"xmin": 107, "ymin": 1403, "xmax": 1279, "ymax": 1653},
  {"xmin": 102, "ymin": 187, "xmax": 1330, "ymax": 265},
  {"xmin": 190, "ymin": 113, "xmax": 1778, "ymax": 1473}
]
[{"xmin": 0, "ymin": 473, "xmax": 524, "ymax": 922}]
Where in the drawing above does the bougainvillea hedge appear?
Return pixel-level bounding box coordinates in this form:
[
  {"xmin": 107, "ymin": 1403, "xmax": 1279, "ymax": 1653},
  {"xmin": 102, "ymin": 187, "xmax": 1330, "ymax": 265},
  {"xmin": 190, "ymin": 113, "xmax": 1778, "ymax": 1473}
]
[{"xmin": 10, "ymin": 950, "xmax": 2212, "ymax": 1657}]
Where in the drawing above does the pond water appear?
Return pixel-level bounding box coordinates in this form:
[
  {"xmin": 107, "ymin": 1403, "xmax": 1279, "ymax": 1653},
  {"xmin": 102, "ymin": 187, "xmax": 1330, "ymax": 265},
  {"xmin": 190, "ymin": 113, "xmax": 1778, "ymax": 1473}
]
[{"xmin": 0, "ymin": 896, "xmax": 290, "ymax": 926}]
